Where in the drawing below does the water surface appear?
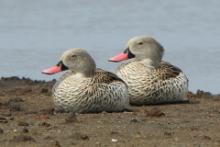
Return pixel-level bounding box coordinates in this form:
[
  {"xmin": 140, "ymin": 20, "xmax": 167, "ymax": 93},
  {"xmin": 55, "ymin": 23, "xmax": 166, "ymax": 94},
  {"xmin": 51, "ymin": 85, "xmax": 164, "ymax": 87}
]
[{"xmin": 0, "ymin": 0, "xmax": 220, "ymax": 93}]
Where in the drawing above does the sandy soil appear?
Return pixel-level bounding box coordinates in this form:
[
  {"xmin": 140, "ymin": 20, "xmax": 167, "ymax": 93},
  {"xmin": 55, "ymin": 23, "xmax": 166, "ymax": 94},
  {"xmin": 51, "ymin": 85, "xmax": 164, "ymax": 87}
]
[{"xmin": 0, "ymin": 77, "xmax": 220, "ymax": 147}]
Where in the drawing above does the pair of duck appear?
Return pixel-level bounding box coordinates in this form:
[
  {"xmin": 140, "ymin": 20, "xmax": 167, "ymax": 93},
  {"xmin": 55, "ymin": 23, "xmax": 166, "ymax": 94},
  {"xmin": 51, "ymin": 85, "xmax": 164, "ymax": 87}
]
[{"xmin": 42, "ymin": 36, "xmax": 188, "ymax": 113}]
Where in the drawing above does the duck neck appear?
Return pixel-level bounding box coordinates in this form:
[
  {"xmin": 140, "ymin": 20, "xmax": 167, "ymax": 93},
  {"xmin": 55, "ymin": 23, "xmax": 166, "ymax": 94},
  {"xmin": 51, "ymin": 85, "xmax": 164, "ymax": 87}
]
[
  {"xmin": 140, "ymin": 58, "xmax": 160, "ymax": 67},
  {"xmin": 78, "ymin": 61, "xmax": 96, "ymax": 77},
  {"xmin": 83, "ymin": 68, "xmax": 96, "ymax": 77},
  {"xmin": 73, "ymin": 69, "xmax": 95, "ymax": 78}
]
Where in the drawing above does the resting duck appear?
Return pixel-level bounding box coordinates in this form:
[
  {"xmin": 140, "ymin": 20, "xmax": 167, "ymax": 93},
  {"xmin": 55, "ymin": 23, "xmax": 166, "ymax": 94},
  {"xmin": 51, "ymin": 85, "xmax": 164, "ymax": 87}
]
[
  {"xmin": 42, "ymin": 48, "xmax": 130, "ymax": 113},
  {"xmin": 109, "ymin": 36, "xmax": 188, "ymax": 105}
]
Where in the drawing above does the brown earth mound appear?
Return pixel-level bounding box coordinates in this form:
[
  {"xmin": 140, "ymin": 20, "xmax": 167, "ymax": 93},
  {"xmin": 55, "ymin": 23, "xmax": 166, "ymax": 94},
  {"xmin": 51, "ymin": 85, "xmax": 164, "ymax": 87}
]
[{"xmin": 0, "ymin": 77, "xmax": 219, "ymax": 147}]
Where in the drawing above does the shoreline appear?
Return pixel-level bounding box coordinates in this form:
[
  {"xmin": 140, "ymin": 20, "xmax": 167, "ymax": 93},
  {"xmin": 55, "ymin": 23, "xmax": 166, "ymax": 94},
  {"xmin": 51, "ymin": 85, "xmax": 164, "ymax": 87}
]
[{"xmin": 0, "ymin": 76, "xmax": 219, "ymax": 96}]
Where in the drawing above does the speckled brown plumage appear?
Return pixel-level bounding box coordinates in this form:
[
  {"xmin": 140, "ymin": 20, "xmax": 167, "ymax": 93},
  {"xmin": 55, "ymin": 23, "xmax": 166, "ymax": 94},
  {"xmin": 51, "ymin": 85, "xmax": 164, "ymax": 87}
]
[
  {"xmin": 155, "ymin": 61, "xmax": 183, "ymax": 80},
  {"xmin": 53, "ymin": 70, "xmax": 129, "ymax": 113},
  {"xmin": 51, "ymin": 48, "xmax": 130, "ymax": 113},
  {"xmin": 116, "ymin": 60, "xmax": 188, "ymax": 105},
  {"xmin": 92, "ymin": 68, "xmax": 126, "ymax": 84},
  {"xmin": 111, "ymin": 36, "xmax": 188, "ymax": 105}
]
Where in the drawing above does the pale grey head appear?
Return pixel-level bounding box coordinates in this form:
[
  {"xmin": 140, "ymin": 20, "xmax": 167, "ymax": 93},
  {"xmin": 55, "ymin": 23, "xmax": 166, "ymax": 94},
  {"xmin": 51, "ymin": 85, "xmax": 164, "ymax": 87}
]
[
  {"xmin": 60, "ymin": 48, "xmax": 96, "ymax": 77},
  {"xmin": 126, "ymin": 36, "xmax": 164, "ymax": 65},
  {"xmin": 42, "ymin": 48, "xmax": 96, "ymax": 77},
  {"xmin": 109, "ymin": 36, "xmax": 165, "ymax": 67}
]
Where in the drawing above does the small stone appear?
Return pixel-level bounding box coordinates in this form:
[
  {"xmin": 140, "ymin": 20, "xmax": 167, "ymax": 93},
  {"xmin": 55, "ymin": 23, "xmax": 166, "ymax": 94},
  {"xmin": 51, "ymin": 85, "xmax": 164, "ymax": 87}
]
[
  {"xmin": 39, "ymin": 108, "xmax": 54, "ymax": 115},
  {"xmin": 0, "ymin": 117, "xmax": 8, "ymax": 123},
  {"xmin": 71, "ymin": 132, "xmax": 89, "ymax": 140},
  {"xmin": 55, "ymin": 140, "xmax": 61, "ymax": 147},
  {"xmin": 102, "ymin": 111, "xmax": 107, "ymax": 114},
  {"xmin": 17, "ymin": 121, "xmax": 29, "ymax": 126},
  {"xmin": 65, "ymin": 113, "xmax": 78, "ymax": 123},
  {"xmin": 22, "ymin": 128, "xmax": 29, "ymax": 133},
  {"xmin": 9, "ymin": 103, "xmax": 22, "ymax": 111},
  {"xmin": 13, "ymin": 129, "xmax": 18, "ymax": 133},
  {"xmin": 111, "ymin": 131, "xmax": 119, "ymax": 135},
  {"xmin": 44, "ymin": 136, "xmax": 53, "ymax": 140},
  {"xmin": 111, "ymin": 138, "xmax": 118, "ymax": 142},
  {"xmin": 34, "ymin": 115, "xmax": 49, "ymax": 120},
  {"xmin": 95, "ymin": 142, "xmax": 101, "ymax": 145},
  {"xmin": 164, "ymin": 132, "xmax": 172, "ymax": 136},
  {"xmin": 0, "ymin": 128, "xmax": 4, "ymax": 134},
  {"xmin": 80, "ymin": 134, "xmax": 89, "ymax": 140},
  {"xmin": 196, "ymin": 90, "xmax": 213, "ymax": 98},
  {"xmin": 39, "ymin": 122, "xmax": 51, "ymax": 127},
  {"xmin": 9, "ymin": 117, "xmax": 14, "ymax": 120},
  {"xmin": 145, "ymin": 108, "xmax": 165, "ymax": 117},
  {"xmin": 190, "ymin": 127, "xmax": 199, "ymax": 131},
  {"xmin": 130, "ymin": 118, "xmax": 138, "ymax": 123},
  {"xmin": 202, "ymin": 135, "xmax": 211, "ymax": 140}
]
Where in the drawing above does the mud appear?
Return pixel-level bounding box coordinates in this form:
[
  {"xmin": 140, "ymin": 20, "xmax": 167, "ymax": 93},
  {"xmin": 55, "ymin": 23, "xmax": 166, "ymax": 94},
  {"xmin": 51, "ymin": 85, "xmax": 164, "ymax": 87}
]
[{"xmin": 0, "ymin": 77, "xmax": 219, "ymax": 147}]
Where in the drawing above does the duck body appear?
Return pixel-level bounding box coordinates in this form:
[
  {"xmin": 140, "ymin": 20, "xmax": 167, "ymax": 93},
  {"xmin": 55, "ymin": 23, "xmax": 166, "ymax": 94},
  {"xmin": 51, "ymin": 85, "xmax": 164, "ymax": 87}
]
[
  {"xmin": 53, "ymin": 69, "xmax": 129, "ymax": 113},
  {"xmin": 115, "ymin": 60, "xmax": 188, "ymax": 105},
  {"xmin": 43, "ymin": 48, "xmax": 130, "ymax": 113},
  {"xmin": 109, "ymin": 36, "xmax": 188, "ymax": 105}
]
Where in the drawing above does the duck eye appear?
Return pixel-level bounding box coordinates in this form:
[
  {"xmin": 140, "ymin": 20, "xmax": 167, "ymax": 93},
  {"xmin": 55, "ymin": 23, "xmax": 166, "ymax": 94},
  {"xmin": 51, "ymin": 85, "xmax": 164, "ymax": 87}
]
[
  {"xmin": 138, "ymin": 42, "xmax": 143, "ymax": 45},
  {"xmin": 70, "ymin": 55, "xmax": 77, "ymax": 60}
]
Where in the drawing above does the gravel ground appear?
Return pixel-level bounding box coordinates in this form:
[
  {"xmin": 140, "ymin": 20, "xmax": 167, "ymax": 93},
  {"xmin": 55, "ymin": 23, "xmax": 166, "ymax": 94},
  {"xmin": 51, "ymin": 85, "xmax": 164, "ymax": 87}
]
[{"xmin": 0, "ymin": 77, "xmax": 220, "ymax": 147}]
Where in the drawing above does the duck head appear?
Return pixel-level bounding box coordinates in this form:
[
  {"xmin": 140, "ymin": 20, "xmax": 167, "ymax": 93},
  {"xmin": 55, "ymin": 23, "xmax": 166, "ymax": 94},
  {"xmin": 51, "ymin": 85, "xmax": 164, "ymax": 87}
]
[
  {"xmin": 42, "ymin": 48, "xmax": 96, "ymax": 77},
  {"xmin": 109, "ymin": 36, "xmax": 164, "ymax": 66}
]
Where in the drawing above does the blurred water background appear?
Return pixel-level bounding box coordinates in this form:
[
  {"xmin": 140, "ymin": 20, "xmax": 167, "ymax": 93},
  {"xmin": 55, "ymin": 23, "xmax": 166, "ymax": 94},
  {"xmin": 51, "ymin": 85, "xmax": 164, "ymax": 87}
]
[{"xmin": 0, "ymin": 0, "xmax": 219, "ymax": 93}]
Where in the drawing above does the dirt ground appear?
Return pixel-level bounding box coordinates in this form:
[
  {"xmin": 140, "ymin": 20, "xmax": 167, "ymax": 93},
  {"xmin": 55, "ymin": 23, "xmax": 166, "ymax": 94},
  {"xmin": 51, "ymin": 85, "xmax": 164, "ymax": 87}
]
[{"xmin": 0, "ymin": 77, "xmax": 219, "ymax": 147}]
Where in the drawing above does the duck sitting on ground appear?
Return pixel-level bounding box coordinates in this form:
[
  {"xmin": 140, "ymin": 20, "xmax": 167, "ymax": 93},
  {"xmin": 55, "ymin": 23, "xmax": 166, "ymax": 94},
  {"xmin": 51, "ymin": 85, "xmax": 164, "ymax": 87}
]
[
  {"xmin": 42, "ymin": 48, "xmax": 130, "ymax": 113},
  {"xmin": 109, "ymin": 36, "xmax": 188, "ymax": 105}
]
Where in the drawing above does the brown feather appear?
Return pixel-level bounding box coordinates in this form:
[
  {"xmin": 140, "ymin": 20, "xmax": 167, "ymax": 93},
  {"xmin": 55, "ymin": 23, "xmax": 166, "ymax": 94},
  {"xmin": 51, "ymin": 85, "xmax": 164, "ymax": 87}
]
[
  {"xmin": 94, "ymin": 68, "xmax": 126, "ymax": 84},
  {"xmin": 155, "ymin": 61, "xmax": 182, "ymax": 80}
]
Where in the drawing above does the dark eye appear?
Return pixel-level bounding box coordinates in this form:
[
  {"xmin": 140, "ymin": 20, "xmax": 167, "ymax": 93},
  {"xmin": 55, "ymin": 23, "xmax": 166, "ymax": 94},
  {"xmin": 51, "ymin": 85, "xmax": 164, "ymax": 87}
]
[
  {"xmin": 138, "ymin": 42, "xmax": 143, "ymax": 45},
  {"xmin": 70, "ymin": 55, "xmax": 77, "ymax": 60}
]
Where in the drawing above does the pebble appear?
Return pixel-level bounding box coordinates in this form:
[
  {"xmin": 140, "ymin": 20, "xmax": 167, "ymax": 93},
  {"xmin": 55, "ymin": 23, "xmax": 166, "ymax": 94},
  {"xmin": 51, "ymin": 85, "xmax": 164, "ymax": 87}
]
[
  {"xmin": 145, "ymin": 107, "xmax": 165, "ymax": 117},
  {"xmin": 0, "ymin": 128, "xmax": 4, "ymax": 134},
  {"xmin": 39, "ymin": 122, "xmax": 51, "ymax": 127},
  {"xmin": 9, "ymin": 103, "xmax": 22, "ymax": 111},
  {"xmin": 111, "ymin": 131, "xmax": 119, "ymax": 135},
  {"xmin": 13, "ymin": 129, "xmax": 18, "ymax": 133},
  {"xmin": 65, "ymin": 113, "xmax": 78, "ymax": 123},
  {"xmin": 39, "ymin": 108, "xmax": 54, "ymax": 115},
  {"xmin": 202, "ymin": 135, "xmax": 212, "ymax": 140},
  {"xmin": 22, "ymin": 127, "xmax": 29, "ymax": 133},
  {"xmin": 9, "ymin": 117, "xmax": 14, "ymax": 120},
  {"xmin": 111, "ymin": 138, "xmax": 118, "ymax": 142},
  {"xmin": 164, "ymin": 132, "xmax": 173, "ymax": 136},
  {"xmin": 80, "ymin": 134, "xmax": 89, "ymax": 140},
  {"xmin": 17, "ymin": 121, "xmax": 29, "ymax": 126},
  {"xmin": 130, "ymin": 118, "xmax": 138, "ymax": 123},
  {"xmin": 0, "ymin": 117, "xmax": 8, "ymax": 123},
  {"xmin": 54, "ymin": 140, "xmax": 61, "ymax": 147}
]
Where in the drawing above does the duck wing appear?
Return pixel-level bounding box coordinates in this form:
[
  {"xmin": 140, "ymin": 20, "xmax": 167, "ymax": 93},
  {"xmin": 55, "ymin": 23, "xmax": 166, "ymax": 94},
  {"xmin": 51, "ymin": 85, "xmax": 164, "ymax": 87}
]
[
  {"xmin": 155, "ymin": 61, "xmax": 183, "ymax": 80},
  {"xmin": 94, "ymin": 68, "xmax": 126, "ymax": 85}
]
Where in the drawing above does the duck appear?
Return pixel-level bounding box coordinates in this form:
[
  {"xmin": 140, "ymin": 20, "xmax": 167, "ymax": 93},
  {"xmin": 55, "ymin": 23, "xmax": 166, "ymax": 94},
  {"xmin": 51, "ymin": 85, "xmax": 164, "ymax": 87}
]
[
  {"xmin": 42, "ymin": 48, "xmax": 130, "ymax": 113},
  {"xmin": 109, "ymin": 36, "xmax": 188, "ymax": 105}
]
